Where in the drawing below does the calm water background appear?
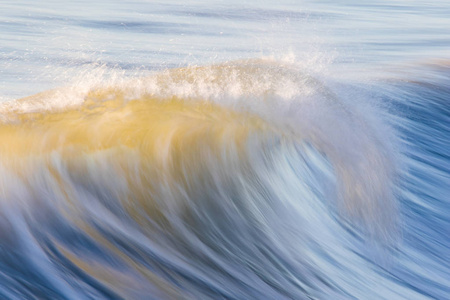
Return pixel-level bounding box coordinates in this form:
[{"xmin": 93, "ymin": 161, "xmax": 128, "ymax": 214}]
[
  {"xmin": 2, "ymin": 0, "xmax": 450, "ymax": 100},
  {"xmin": 0, "ymin": 1, "xmax": 449, "ymax": 299}
]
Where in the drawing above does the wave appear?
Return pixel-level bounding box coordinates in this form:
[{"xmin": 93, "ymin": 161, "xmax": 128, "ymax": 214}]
[{"xmin": 0, "ymin": 59, "xmax": 402, "ymax": 299}]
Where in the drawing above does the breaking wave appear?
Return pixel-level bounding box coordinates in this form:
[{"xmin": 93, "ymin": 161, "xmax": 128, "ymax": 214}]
[{"xmin": 0, "ymin": 59, "xmax": 405, "ymax": 299}]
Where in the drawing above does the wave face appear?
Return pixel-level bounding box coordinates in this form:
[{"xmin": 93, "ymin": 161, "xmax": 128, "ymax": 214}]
[{"xmin": 0, "ymin": 60, "xmax": 447, "ymax": 299}]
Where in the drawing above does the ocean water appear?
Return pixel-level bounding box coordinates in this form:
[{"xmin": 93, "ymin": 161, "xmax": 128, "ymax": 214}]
[{"xmin": 0, "ymin": 1, "xmax": 449, "ymax": 299}]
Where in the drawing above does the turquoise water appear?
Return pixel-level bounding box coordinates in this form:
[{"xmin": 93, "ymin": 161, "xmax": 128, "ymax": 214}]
[{"xmin": 0, "ymin": 1, "xmax": 449, "ymax": 299}]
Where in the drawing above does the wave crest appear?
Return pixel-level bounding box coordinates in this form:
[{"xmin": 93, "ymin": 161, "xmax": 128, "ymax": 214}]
[{"xmin": 0, "ymin": 59, "xmax": 400, "ymax": 298}]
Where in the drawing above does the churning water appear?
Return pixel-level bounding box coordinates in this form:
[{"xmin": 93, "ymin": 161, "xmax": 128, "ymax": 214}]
[{"xmin": 0, "ymin": 1, "xmax": 449, "ymax": 299}]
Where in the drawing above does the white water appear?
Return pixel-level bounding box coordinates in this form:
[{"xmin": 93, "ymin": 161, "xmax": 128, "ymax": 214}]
[{"xmin": 0, "ymin": 1, "xmax": 449, "ymax": 299}]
